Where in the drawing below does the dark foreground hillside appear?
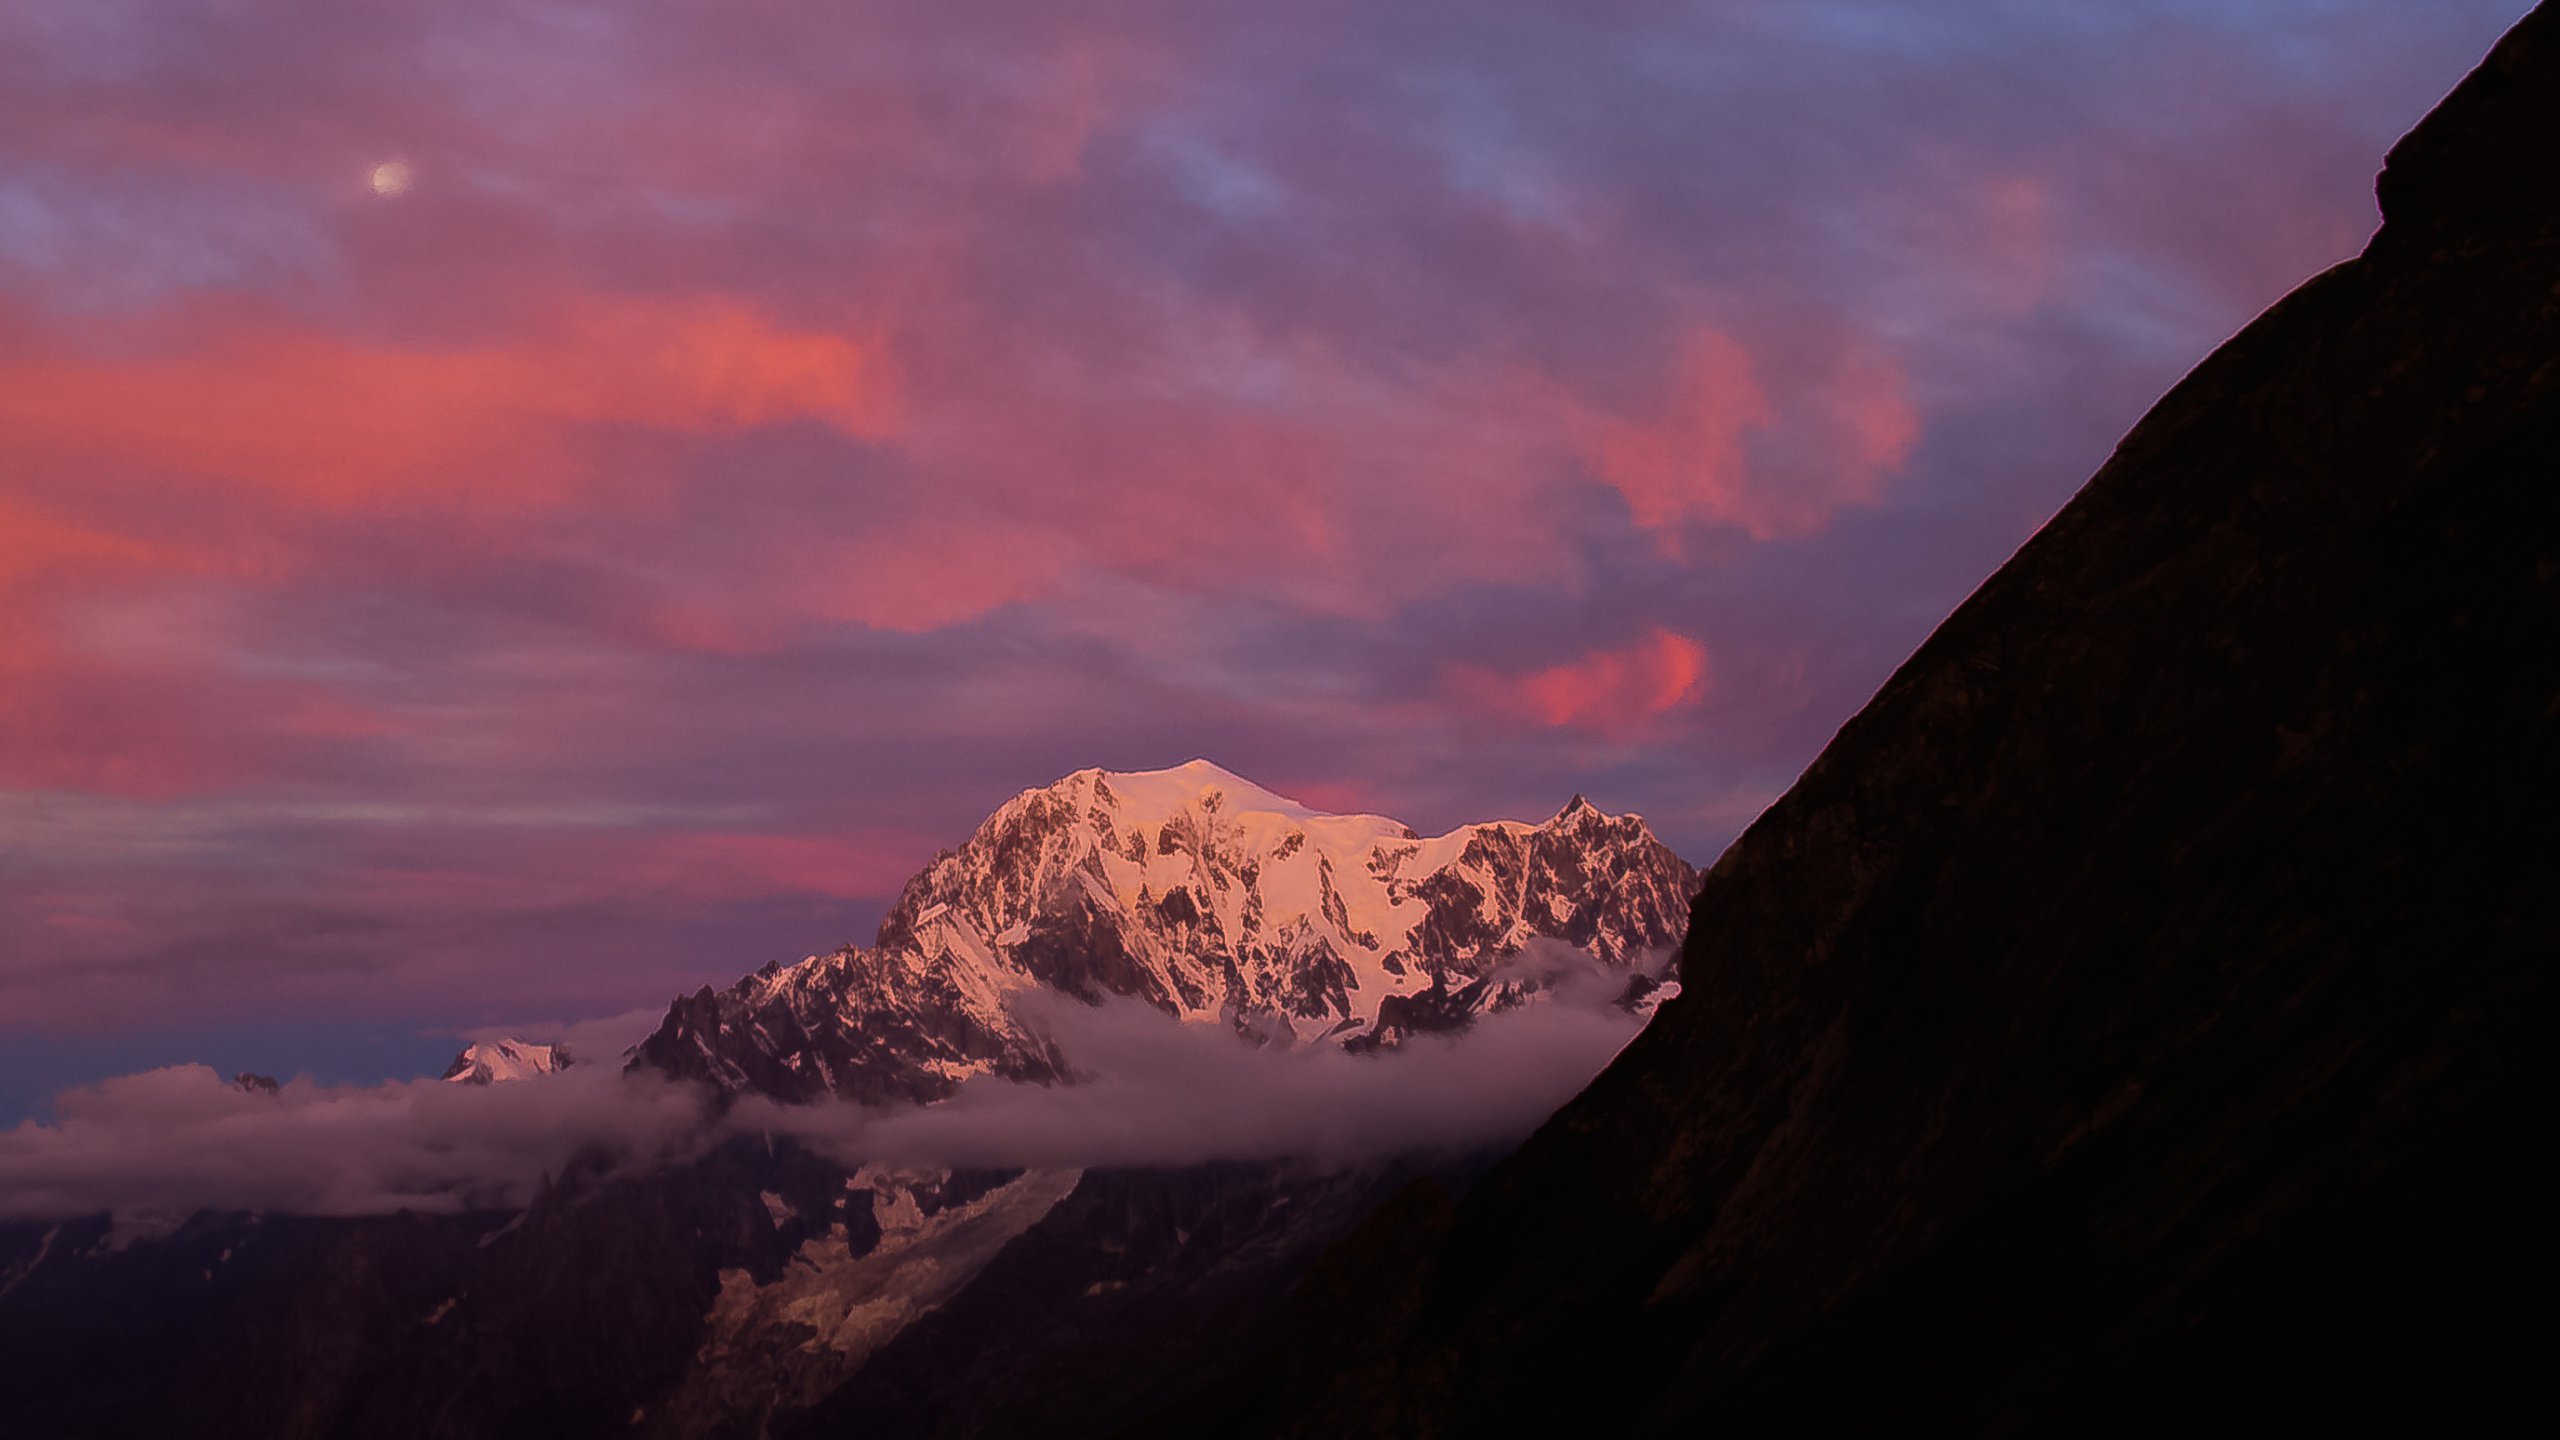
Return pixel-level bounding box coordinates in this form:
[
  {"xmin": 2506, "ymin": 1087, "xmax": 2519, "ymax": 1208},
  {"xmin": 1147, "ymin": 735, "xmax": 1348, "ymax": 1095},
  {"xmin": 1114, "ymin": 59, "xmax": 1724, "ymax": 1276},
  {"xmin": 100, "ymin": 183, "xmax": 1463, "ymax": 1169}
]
[{"xmin": 1158, "ymin": 7, "xmax": 2560, "ymax": 1435}]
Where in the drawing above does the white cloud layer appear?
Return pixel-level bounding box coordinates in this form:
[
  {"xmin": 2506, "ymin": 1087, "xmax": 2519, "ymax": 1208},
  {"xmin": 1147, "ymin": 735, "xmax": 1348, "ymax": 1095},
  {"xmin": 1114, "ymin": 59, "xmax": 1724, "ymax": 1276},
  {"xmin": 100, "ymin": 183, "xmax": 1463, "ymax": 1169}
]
[{"xmin": 0, "ymin": 948, "xmax": 1651, "ymax": 1224}]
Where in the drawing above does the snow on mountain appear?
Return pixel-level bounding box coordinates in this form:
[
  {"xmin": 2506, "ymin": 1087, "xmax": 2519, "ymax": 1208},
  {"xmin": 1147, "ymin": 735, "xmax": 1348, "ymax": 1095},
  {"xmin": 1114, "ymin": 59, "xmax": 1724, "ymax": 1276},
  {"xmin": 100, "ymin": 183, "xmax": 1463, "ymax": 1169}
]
[
  {"xmin": 441, "ymin": 1039, "xmax": 573, "ymax": 1085},
  {"xmin": 632, "ymin": 761, "xmax": 1699, "ymax": 1105}
]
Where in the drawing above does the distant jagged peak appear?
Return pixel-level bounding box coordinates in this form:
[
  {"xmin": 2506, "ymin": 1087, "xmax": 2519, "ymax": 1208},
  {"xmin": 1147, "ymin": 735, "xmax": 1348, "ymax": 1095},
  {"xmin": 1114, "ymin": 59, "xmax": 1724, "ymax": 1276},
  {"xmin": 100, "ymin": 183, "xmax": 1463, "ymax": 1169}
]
[
  {"xmin": 875, "ymin": 759, "xmax": 1677, "ymax": 960},
  {"xmin": 441, "ymin": 1038, "xmax": 573, "ymax": 1085},
  {"xmin": 960, "ymin": 759, "xmax": 1653, "ymax": 871},
  {"xmin": 634, "ymin": 760, "xmax": 1702, "ymax": 1106}
]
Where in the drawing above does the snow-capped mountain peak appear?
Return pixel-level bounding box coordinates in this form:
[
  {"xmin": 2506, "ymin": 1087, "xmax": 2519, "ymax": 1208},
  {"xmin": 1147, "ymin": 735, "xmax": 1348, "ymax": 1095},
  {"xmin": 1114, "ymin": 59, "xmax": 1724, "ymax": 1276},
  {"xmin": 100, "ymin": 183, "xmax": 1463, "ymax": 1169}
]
[
  {"xmin": 633, "ymin": 762, "xmax": 1699, "ymax": 1105},
  {"xmin": 441, "ymin": 1039, "xmax": 573, "ymax": 1085},
  {"xmin": 1072, "ymin": 759, "xmax": 1339, "ymax": 823}
]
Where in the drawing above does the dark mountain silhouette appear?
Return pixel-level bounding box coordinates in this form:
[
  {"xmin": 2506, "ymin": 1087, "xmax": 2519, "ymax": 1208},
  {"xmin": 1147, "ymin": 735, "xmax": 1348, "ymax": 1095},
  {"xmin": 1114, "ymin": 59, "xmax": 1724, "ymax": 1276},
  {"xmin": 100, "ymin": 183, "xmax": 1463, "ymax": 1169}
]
[{"xmin": 1152, "ymin": 7, "xmax": 2560, "ymax": 1434}]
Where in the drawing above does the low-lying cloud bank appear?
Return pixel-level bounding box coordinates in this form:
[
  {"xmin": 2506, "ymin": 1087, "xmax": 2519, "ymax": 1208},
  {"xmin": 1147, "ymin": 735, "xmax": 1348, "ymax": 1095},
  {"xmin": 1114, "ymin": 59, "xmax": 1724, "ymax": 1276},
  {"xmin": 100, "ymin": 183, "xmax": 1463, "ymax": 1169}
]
[
  {"xmin": 748, "ymin": 983, "xmax": 1649, "ymax": 1172},
  {"xmin": 0, "ymin": 1062, "xmax": 718, "ymax": 1226},
  {"xmin": 0, "ymin": 952, "xmax": 1654, "ymax": 1225}
]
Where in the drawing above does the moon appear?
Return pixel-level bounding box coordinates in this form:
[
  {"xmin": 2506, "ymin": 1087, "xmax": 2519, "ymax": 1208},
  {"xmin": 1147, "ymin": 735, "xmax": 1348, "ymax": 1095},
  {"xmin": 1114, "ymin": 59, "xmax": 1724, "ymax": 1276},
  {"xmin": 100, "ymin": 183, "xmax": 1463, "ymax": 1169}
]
[{"xmin": 369, "ymin": 161, "xmax": 413, "ymax": 197}]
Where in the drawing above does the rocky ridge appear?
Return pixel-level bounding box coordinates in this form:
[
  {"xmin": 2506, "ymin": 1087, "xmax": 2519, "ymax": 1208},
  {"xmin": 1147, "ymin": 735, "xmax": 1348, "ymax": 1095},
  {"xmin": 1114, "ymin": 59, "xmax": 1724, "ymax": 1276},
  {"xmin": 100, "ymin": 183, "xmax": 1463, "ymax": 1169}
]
[{"xmin": 632, "ymin": 761, "xmax": 1697, "ymax": 1105}]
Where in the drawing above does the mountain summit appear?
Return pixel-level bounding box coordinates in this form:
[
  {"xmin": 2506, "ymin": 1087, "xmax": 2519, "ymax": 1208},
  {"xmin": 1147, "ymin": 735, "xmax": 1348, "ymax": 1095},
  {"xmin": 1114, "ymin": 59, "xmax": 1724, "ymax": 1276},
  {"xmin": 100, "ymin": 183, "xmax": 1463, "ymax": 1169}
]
[
  {"xmin": 632, "ymin": 761, "xmax": 1698, "ymax": 1105},
  {"xmin": 439, "ymin": 1039, "xmax": 571, "ymax": 1085}
]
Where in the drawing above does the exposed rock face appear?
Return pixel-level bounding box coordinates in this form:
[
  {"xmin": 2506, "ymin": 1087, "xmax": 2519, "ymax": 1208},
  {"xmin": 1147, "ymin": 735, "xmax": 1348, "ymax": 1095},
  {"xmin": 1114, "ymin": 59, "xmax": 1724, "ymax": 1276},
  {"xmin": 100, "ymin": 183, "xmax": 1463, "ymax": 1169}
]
[
  {"xmin": 631, "ymin": 762, "xmax": 1697, "ymax": 1105},
  {"xmin": 638, "ymin": 1165, "xmax": 1079, "ymax": 1439},
  {"xmin": 1162, "ymin": 10, "xmax": 2560, "ymax": 1434},
  {"xmin": 779, "ymin": 1158, "xmax": 1484, "ymax": 1440}
]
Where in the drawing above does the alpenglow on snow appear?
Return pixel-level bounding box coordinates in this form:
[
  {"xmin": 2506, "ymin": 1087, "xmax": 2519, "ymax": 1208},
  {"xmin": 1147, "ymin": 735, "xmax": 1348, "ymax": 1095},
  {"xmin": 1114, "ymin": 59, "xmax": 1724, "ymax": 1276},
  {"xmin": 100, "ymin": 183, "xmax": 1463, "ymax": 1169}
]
[{"xmin": 632, "ymin": 761, "xmax": 1699, "ymax": 1104}]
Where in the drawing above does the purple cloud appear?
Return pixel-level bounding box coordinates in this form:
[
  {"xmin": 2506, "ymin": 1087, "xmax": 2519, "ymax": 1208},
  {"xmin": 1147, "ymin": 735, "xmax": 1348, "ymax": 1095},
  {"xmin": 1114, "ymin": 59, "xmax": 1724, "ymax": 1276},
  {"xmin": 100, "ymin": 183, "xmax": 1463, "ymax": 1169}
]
[{"xmin": 0, "ymin": 1, "xmax": 2533, "ymax": 1095}]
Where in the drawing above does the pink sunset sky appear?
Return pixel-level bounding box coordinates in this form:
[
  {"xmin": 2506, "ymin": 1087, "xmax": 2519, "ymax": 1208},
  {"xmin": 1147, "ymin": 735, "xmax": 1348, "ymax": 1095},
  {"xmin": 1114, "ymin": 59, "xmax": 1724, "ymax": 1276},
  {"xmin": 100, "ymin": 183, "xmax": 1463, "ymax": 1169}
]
[{"xmin": 0, "ymin": 0, "xmax": 2530, "ymax": 1111}]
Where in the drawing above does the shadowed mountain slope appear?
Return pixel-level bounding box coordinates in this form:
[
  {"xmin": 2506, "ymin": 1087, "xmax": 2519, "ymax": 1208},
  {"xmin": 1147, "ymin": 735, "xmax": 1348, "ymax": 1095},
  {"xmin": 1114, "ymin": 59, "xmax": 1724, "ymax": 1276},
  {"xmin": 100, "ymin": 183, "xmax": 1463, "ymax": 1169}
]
[{"xmin": 1156, "ymin": 8, "xmax": 2560, "ymax": 1435}]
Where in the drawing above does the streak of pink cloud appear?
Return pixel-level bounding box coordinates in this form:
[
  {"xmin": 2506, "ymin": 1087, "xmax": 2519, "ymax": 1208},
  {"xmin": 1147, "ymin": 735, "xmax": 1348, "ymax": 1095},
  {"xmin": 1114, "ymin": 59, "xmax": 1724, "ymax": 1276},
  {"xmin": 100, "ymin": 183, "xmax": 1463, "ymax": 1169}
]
[
  {"xmin": 1582, "ymin": 327, "xmax": 1919, "ymax": 545},
  {"xmin": 0, "ymin": 295, "xmax": 901, "ymax": 512},
  {"xmin": 1452, "ymin": 628, "xmax": 1711, "ymax": 739}
]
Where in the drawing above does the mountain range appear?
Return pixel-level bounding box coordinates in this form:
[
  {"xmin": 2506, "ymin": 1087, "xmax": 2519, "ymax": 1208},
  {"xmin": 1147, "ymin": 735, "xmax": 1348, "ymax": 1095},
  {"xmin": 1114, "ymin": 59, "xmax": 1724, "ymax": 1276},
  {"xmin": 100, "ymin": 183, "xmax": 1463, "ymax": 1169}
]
[
  {"xmin": 0, "ymin": 769, "xmax": 1695, "ymax": 1438},
  {"xmin": 632, "ymin": 760, "xmax": 1695, "ymax": 1106}
]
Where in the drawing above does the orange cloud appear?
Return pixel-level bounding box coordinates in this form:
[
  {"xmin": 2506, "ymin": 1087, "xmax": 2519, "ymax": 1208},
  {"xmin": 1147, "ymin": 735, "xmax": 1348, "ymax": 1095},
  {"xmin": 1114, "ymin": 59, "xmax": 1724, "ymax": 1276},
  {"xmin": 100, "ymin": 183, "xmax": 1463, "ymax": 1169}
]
[
  {"xmin": 1582, "ymin": 326, "xmax": 1917, "ymax": 544},
  {"xmin": 1454, "ymin": 627, "xmax": 1709, "ymax": 737},
  {"xmin": 0, "ymin": 501, "xmax": 188, "ymax": 588},
  {"xmin": 1588, "ymin": 331, "xmax": 1771, "ymax": 535},
  {"xmin": 0, "ymin": 294, "xmax": 917, "ymax": 783},
  {"xmin": 0, "ymin": 295, "xmax": 901, "ymax": 513}
]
